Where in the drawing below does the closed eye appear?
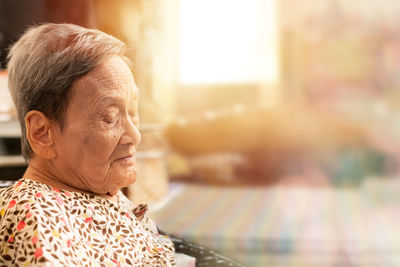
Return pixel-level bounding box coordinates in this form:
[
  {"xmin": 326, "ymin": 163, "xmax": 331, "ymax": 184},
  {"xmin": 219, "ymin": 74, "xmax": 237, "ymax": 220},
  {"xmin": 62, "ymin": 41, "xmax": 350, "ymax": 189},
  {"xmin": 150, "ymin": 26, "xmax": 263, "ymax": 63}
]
[
  {"xmin": 103, "ymin": 106, "xmax": 120, "ymax": 124},
  {"xmin": 103, "ymin": 115, "xmax": 117, "ymax": 124}
]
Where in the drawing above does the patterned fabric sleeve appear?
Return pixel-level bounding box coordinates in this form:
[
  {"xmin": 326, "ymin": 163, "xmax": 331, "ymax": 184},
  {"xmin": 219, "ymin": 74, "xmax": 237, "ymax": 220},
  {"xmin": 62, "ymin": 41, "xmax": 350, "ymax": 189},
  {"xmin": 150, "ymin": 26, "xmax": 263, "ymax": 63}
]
[
  {"xmin": 1, "ymin": 180, "xmax": 178, "ymax": 266},
  {"xmin": 118, "ymin": 192, "xmax": 158, "ymax": 234},
  {"xmin": 0, "ymin": 192, "xmax": 47, "ymax": 266},
  {"xmin": 118, "ymin": 191, "xmax": 178, "ymax": 266}
]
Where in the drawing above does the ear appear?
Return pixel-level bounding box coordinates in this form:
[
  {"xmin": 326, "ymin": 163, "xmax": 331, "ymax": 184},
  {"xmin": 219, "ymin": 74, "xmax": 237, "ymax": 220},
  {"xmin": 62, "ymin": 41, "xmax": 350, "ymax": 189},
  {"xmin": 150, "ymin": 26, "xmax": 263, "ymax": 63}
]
[{"xmin": 25, "ymin": 110, "xmax": 57, "ymax": 159}]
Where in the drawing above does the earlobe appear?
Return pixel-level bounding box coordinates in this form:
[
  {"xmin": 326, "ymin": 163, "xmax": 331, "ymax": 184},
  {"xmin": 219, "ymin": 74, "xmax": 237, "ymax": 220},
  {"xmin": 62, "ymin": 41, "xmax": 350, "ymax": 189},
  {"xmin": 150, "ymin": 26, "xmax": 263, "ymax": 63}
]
[{"xmin": 25, "ymin": 111, "xmax": 56, "ymax": 159}]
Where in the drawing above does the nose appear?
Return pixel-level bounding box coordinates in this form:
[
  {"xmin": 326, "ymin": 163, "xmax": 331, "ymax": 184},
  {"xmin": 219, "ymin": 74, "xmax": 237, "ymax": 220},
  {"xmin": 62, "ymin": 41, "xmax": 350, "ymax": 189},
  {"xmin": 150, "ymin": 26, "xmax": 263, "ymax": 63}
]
[{"xmin": 119, "ymin": 116, "xmax": 141, "ymax": 146}]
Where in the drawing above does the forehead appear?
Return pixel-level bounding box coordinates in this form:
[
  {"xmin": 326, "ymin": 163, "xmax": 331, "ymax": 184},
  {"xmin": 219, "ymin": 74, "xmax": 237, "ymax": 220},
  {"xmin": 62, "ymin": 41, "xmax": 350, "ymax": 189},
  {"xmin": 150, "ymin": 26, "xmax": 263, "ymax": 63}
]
[{"xmin": 70, "ymin": 56, "xmax": 138, "ymax": 105}]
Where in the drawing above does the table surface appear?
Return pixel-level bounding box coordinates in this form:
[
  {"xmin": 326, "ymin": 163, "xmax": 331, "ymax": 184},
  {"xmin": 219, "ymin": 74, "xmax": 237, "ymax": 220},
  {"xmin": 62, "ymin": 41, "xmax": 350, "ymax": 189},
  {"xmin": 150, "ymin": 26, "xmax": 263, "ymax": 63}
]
[{"xmin": 151, "ymin": 178, "xmax": 400, "ymax": 266}]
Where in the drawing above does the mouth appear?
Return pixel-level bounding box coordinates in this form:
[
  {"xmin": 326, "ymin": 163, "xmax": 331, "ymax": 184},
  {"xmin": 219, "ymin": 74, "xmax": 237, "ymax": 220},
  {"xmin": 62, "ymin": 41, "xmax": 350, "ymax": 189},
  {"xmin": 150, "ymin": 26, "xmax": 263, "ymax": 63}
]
[
  {"xmin": 116, "ymin": 154, "xmax": 134, "ymax": 160},
  {"xmin": 115, "ymin": 153, "xmax": 136, "ymax": 165}
]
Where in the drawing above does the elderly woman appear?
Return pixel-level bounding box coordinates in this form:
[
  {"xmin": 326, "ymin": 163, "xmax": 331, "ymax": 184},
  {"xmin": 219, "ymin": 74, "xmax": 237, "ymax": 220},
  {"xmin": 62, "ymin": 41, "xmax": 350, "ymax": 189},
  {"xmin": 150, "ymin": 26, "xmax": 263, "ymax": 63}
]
[{"xmin": 0, "ymin": 23, "xmax": 179, "ymax": 266}]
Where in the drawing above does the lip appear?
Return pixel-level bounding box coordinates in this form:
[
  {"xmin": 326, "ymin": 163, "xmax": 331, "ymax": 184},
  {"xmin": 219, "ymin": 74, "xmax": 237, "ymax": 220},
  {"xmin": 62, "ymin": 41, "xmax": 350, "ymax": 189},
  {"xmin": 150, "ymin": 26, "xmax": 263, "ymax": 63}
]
[
  {"xmin": 115, "ymin": 154, "xmax": 136, "ymax": 164},
  {"xmin": 117, "ymin": 154, "xmax": 134, "ymax": 160}
]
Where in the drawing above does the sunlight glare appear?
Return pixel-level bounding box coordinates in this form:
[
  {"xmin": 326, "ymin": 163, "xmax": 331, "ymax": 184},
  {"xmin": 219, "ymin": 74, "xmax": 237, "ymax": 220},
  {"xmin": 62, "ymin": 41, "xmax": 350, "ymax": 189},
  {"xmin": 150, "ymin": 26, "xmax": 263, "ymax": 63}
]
[{"xmin": 179, "ymin": 0, "xmax": 278, "ymax": 85}]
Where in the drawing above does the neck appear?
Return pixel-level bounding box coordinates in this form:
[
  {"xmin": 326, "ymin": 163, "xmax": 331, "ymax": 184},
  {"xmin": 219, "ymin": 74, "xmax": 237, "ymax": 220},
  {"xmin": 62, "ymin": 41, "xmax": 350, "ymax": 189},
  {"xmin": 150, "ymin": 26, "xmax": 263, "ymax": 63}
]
[{"xmin": 23, "ymin": 159, "xmax": 118, "ymax": 201}]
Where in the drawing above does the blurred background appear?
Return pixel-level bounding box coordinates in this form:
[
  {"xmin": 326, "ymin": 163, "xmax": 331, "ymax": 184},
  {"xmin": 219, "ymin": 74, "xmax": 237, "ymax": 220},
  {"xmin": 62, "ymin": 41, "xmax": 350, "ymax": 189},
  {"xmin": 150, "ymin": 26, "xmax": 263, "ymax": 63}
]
[{"xmin": 2, "ymin": 0, "xmax": 400, "ymax": 266}]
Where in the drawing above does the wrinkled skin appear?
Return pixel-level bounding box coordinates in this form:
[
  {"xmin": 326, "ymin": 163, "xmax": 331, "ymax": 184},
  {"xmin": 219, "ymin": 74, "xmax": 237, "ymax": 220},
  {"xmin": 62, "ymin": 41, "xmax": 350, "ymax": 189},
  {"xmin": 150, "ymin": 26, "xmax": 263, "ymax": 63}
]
[{"xmin": 25, "ymin": 56, "xmax": 141, "ymax": 199}]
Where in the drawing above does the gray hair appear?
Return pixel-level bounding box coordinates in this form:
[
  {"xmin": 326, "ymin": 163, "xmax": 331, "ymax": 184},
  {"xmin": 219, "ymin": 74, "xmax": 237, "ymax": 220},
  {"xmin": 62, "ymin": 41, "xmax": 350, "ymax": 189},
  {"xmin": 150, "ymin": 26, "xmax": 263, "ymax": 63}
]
[{"xmin": 7, "ymin": 23, "xmax": 126, "ymax": 160}]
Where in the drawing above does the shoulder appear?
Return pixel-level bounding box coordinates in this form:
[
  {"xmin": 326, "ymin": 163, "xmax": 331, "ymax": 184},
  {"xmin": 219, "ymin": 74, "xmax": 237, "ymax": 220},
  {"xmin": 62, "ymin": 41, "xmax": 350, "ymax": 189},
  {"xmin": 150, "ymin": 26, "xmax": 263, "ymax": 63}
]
[
  {"xmin": 0, "ymin": 180, "xmax": 97, "ymax": 265},
  {"xmin": 0, "ymin": 179, "xmax": 66, "ymax": 218},
  {"xmin": 0, "ymin": 180, "xmax": 45, "ymax": 219},
  {"xmin": 0, "ymin": 178, "xmax": 64, "ymax": 228},
  {"xmin": 0, "ymin": 181, "xmax": 47, "ymax": 265}
]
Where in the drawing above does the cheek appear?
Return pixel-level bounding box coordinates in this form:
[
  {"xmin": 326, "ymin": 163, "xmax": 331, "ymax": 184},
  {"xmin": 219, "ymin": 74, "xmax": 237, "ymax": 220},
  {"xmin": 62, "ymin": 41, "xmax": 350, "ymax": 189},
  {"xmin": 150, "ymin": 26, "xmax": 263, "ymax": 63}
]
[{"xmin": 82, "ymin": 129, "xmax": 122, "ymax": 164}]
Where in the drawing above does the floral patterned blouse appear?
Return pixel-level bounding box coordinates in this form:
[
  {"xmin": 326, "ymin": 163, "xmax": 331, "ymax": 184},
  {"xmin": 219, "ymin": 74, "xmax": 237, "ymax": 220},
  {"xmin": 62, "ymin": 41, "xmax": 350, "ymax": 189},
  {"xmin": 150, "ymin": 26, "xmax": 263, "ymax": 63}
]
[{"xmin": 0, "ymin": 178, "xmax": 176, "ymax": 266}]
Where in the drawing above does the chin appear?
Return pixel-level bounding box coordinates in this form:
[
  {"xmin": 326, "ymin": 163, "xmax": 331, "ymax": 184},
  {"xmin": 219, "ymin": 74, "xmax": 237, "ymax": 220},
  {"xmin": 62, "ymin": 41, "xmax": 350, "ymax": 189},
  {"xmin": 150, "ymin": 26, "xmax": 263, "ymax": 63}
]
[
  {"xmin": 115, "ymin": 172, "xmax": 137, "ymax": 189},
  {"xmin": 123, "ymin": 169, "xmax": 137, "ymax": 185},
  {"xmin": 97, "ymin": 169, "xmax": 136, "ymax": 194},
  {"xmin": 124, "ymin": 176, "xmax": 137, "ymax": 188}
]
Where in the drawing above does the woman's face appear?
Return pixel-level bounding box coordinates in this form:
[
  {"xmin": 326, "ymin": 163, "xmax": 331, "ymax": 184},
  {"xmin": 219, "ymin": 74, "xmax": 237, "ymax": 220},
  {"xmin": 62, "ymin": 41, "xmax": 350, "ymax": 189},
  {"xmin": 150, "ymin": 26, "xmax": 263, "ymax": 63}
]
[{"xmin": 52, "ymin": 56, "xmax": 141, "ymax": 196}]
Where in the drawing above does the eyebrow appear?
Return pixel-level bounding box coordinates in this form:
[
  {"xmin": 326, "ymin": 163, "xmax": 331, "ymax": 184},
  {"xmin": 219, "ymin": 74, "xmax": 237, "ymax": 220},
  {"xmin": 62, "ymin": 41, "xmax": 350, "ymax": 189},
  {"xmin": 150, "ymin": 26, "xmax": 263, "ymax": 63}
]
[
  {"xmin": 93, "ymin": 96, "xmax": 122, "ymax": 111},
  {"xmin": 95, "ymin": 94, "xmax": 138, "ymax": 111}
]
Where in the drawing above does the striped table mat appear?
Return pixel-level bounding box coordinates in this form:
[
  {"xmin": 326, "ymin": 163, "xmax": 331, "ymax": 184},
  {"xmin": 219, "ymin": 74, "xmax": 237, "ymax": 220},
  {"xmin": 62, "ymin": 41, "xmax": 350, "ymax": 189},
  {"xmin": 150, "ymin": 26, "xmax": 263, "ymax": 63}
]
[{"xmin": 151, "ymin": 178, "xmax": 400, "ymax": 266}]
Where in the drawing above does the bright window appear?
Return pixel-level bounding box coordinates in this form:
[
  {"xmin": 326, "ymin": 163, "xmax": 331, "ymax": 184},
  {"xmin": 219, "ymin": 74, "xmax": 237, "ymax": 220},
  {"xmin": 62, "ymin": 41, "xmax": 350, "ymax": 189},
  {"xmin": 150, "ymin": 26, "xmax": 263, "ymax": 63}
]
[{"xmin": 178, "ymin": 0, "xmax": 278, "ymax": 85}]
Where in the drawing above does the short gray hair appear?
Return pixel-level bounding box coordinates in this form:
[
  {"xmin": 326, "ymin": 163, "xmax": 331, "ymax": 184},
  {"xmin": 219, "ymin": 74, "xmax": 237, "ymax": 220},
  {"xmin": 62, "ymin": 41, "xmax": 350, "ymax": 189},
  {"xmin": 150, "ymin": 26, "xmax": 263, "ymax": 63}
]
[{"xmin": 7, "ymin": 23, "xmax": 126, "ymax": 160}]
